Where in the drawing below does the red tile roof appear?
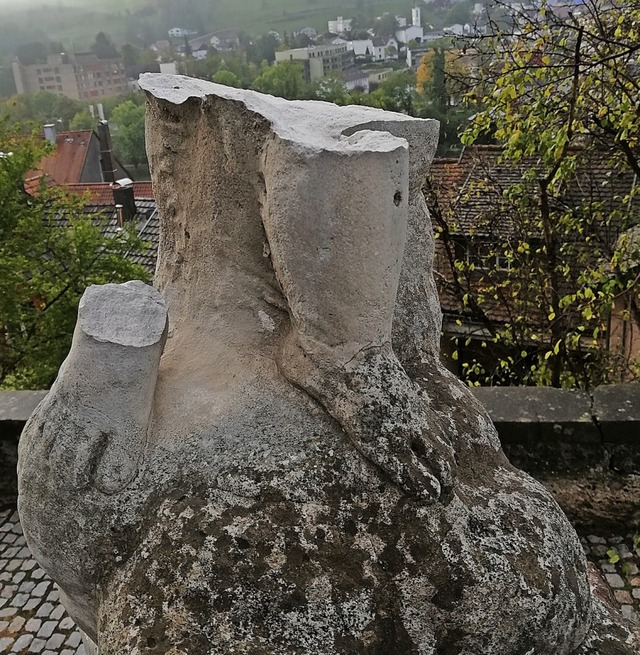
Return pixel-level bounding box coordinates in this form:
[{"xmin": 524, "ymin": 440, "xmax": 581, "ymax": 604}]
[
  {"xmin": 29, "ymin": 131, "xmax": 95, "ymax": 185},
  {"xmin": 63, "ymin": 181, "xmax": 154, "ymax": 204}
]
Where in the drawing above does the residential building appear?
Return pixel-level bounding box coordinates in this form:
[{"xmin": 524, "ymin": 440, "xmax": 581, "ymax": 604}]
[
  {"xmin": 25, "ymin": 123, "xmax": 129, "ymax": 189},
  {"xmin": 367, "ymin": 67, "xmax": 394, "ymax": 87},
  {"xmin": 342, "ymin": 69, "xmax": 369, "ymax": 93},
  {"xmin": 12, "ymin": 52, "xmax": 128, "ymax": 101},
  {"xmin": 425, "ymin": 145, "xmax": 640, "ymax": 377},
  {"xmin": 275, "ymin": 45, "xmax": 354, "ymax": 81},
  {"xmin": 210, "ymin": 30, "xmax": 242, "ymax": 52},
  {"xmin": 349, "ymin": 39, "xmax": 374, "ymax": 58},
  {"xmin": 328, "ymin": 16, "xmax": 353, "ymax": 35},
  {"xmin": 168, "ymin": 28, "xmax": 197, "ymax": 39},
  {"xmin": 58, "ymin": 181, "xmax": 158, "ymax": 274},
  {"xmin": 371, "ymin": 36, "xmax": 398, "ymax": 61}
]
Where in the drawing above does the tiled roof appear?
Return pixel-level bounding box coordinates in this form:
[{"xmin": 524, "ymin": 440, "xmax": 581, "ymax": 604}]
[
  {"xmin": 426, "ymin": 145, "xmax": 639, "ymax": 326},
  {"xmin": 50, "ymin": 189, "xmax": 158, "ymax": 275},
  {"xmin": 75, "ymin": 201, "xmax": 159, "ymax": 274},
  {"xmin": 29, "ymin": 131, "xmax": 94, "ymax": 184},
  {"xmin": 63, "ymin": 181, "xmax": 155, "ymax": 204}
]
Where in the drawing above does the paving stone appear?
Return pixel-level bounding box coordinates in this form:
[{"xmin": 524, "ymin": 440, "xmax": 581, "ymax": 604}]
[
  {"xmin": 621, "ymin": 604, "xmax": 639, "ymax": 623},
  {"xmin": 19, "ymin": 581, "xmax": 35, "ymax": 594},
  {"xmin": 30, "ymin": 566, "xmax": 45, "ymax": 578},
  {"xmin": 32, "ymin": 582, "xmax": 50, "ymax": 598},
  {"xmin": 0, "ymin": 606, "xmax": 17, "ymax": 618},
  {"xmin": 20, "ymin": 559, "xmax": 37, "ymax": 572},
  {"xmin": 614, "ymin": 590, "xmax": 634, "ymax": 604},
  {"xmin": 11, "ymin": 634, "xmax": 34, "ymax": 651},
  {"xmin": 13, "ymin": 592, "xmax": 30, "ymax": 607},
  {"xmin": 66, "ymin": 630, "xmax": 82, "ymax": 648},
  {"xmin": 630, "ymin": 576, "xmax": 640, "ymax": 587},
  {"xmin": 13, "ymin": 571, "xmax": 26, "ymax": 583},
  {"xmin": 37, "ymin": 621, "xmax": 58, "ymax": 639},
  {"xmin": 50, "ymin": 604, "xmax": 65, "ymax": 621},
  {"xmin": 0, "ymin": 620, "xmax": 8, "ymax": 631},
  {"xmin": 632, "ymin": 588, "xmax": 640, "ymax": 599},
  {"xmin": 76, "ymin": 644, "xmax": 87, "ymax": 655},
  {"xmin": 23, "ymin": 598, "xmax": 40, "ymax": 611},
  {"xmin": 65, "ymin": 632, "xmax": 81, "ymax": 648},
  {"xmin": 8, "ymin": 615, "xmax": 25, "ymax": 633},
  {"xmin": 0, "ymin": 572, "xmax": 11, "ymax": 582},
  {"xmin": 46, "ymin": 589, "xmax": 59, "ymax": 603},
  {"xmin": 45, "ymin": 633, "xmax": 65, "ymax": 650},
  {"xmin": 35, "ymin": 603, "xmax": 54, "ymax": 618},
  {"xmin": 4, "ymin": 547, "xmax": 19, "ymax": 558},
  {"xmin": 605, "ymin": 573, "xmax": 625, "ymax": 589},
  {"xmin": 60, "ymin": 617, "xmax": 74, "ymax": 630},
  {"xmin": 623, "ymin": 563, "xmax": 639, "ymax": 575},
  {"xmin": 587, "ymin": 535, "xmax": 607, "ymax": 544},
  {"xmin": 25, "ymin": 617, "xmax": 42, "ymax": 632},
  {"xmin": 60, "ymin": 650, "xmax": 75, "ymax": 655},
  {"xmin": 601, "ymin": 563, "xmax": 617, "ymax": 574},
  {"xmin": 7, "ymin": 559, "xmax": 21, "ymax": 572},
  {"xmin": 1, "ymin": 584, "xmax": 17, "ymax": 598},
  {"xmin": 0, "ymin": 637, "xmax": 14, "ymax": 651},
  {"xmin": 28, "ymin": 638, "xmax": 47, "ymax": 653}
]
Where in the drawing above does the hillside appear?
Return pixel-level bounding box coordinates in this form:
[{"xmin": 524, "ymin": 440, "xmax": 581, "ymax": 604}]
[{"xmin": 0, "ymin": 0, "xmax": 439, "ymax": 55}]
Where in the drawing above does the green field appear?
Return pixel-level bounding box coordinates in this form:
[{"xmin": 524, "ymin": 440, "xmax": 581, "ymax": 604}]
[{"xmin": 0, "ymin": 0, "xmax": 437, "ymax": 54}]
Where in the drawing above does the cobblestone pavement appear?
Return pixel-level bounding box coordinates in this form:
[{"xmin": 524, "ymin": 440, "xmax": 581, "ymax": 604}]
[
  {"xmin": 1, "ymin": 506, "xmax": 639, "ymax": 654},
  {"xmin": 0, "ymin": 508, "xmax": 85, "ymax": 655}
]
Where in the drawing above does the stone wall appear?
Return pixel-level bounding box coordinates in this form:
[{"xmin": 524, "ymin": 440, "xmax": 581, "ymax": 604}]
[{"xmin": 2, "ymin": 386, "xmax": 638, "ymax": 528}]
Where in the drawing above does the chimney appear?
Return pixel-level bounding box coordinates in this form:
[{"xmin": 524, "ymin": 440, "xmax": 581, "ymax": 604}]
[
  {"xmin": 112, "ymin": 178, "xmax": 137, "ymax": 223},
  {"xmin": 97, "ymin": 120, "xmax": 117, "ymax": 184},
  {"xmin": 412, "ymin": 6, "xmax": 421, "ymax": 27},
  {"xmin": 97, "ymin": 103, "xmax": 105, "ymax": 121},
  {"xmin": 43, "ymin": 124, "xmax": 57, "ymax": 145}
]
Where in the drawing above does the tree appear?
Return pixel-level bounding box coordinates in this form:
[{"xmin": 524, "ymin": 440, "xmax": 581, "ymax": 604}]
[
  {"xmin": 110, "ymin": 100, "xmax": 146, "ymax": 168},
  {"xmin": 416, "ymin": 48, "xmax": 472, "ymax": 153},
  {"xmin": 252, "ymin": 61, "xmax": 308, "ymax": 99},
  {"xmin": 375, "ymin": 13, "xmax": 399, "ymax": 37},
  {"xmin": 0, "ymin": 125, "xmax": 149, "ymax": 389},
  {"xmin": 312, "ymin": 73, "xmax": 350, "ymax": 104},
  {"xmin": 433, "ymin": 0, "xmax": 640, "ymax": 388},
  {"xmin": 211, "ymin": 69, "xmax": 241, "ymax": 88},
  {"xmin": 0, "ymin": 92, "xmax": 86, "ymax": 130},
  {"xmin": 91, "ymin": 32, "xmax": 119, "ymax": 60},
  {"xmin": 368, "ymin": 70, "xmax": 416, "ymax": 114},
  {"xmin": 69, "ymin": 110, "xmax": 95, "ymax": 131}
]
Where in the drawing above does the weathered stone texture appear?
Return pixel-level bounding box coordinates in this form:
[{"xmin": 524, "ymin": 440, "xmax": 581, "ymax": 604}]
[{"xmin": 17, "ymin": 75, "xmax": 639, "ymax": 654}]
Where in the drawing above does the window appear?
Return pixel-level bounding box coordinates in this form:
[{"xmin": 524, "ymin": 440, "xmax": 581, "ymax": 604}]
[{"xmin": 466, "ymin": 239, "xmax": 511, "ymax": 271}]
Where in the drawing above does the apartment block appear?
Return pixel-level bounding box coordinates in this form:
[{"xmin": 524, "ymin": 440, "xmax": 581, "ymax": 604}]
[
  {"xmin": 275, "ymin": 45, "xmax": 354, "ymax": 81},
  {"xmin": 12, "ymin": 52, "xmax": 128, "ymax": 100}
]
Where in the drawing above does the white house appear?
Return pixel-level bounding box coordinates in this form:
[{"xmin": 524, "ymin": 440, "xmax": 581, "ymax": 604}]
[
  {"xmin": 168, "ymin": 28, "xmax": 196, "ymax": 39},
  {"xmin": 343, "ymin": 68, "xmax": 370, "ymax": 93},
  {"xmin": 371, "ymin": 36, "xmax": 398, "ymax": 61},
  {"xmin": 349, "ymin": 39, "xmax": 375, "ymax": 57},
  {"xmin": 328, "ymin": 16, "xmax": 352, "ymax": 35}
]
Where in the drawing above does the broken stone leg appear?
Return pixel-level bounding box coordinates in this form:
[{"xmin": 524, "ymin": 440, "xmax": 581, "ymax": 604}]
[{"xmin": 17, "ymin": 75, "xmax": 639, "ymax": 654}]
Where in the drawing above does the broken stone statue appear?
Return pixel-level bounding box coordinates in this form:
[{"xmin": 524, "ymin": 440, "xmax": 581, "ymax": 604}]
[{"xmin": 18, "ymin": 74, "xmax": 639, "ymax": 654}]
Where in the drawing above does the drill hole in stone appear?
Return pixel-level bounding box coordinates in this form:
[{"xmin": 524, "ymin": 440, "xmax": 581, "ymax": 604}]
[{"xmin": 393, "ymin": 191, "xmax": 402, "ymax": 206}]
